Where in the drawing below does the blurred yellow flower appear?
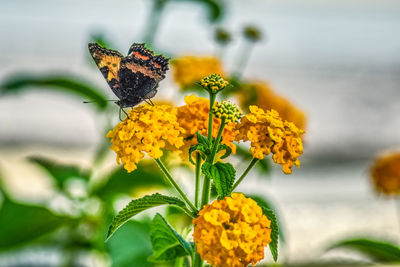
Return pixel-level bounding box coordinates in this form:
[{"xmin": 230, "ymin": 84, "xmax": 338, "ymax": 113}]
[
  {"xmin": 172, "ymin": 56, "xmax": 225, "ymax": 88},
  {"xmin": 236, "ymin": 105, "xmax": 304, "ymax": 174},
  {"xmin": 106, "ymin": 105, "xmax": 184, "ymax": 172},
  {"xmin": 193, "ymin": 193, "xmax": 271, "ymax": 267},
  {"xmin": 176, "ymin": 95, "xmax": 238, "ymax": 159},
  {"xmin": 237, "ymin": 82, "xmax": 307, "ymax": 130},
  {"xmin": 371, "ymin": 152, "xmax": 400, "ymax": 195}
]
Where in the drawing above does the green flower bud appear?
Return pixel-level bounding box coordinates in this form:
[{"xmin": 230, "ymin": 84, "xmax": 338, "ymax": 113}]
[
  {"xmin": 243, "ymin": 25, "xmax": 262, "ymax": 42},
  {"xmin": 200, "ymin": 74, "xmax": 229, "ymax": 93},
  {"xmin": 215, "ymin": 28, "xmax": 232, "ymax": 45},
  {"xmin": 212, "ymin": 100, "xmax": 242, "ymax": 123}
]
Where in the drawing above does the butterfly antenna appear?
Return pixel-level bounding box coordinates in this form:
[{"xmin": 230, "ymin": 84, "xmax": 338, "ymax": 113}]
[{"xmin": 83, "ymin": 100, "xmax": 118, "ymax": 104}]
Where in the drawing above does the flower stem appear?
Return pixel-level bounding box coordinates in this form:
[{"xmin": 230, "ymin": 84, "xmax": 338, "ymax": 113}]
[
  {"xmin": 193, "ymin": 252, "xmax": 204, "ymax": 267},
  {"xmin": 208, "ymin": 117, "xmax": 226, "ymax": 164},
  {"xmin": 396, "ymin": 198, "xmax": 400, "ymax": 244},
  {"xmin": 232, "ymin": 40, "xmax": 254, "ymax": 79},
  {"xmin": 154, "ymin": 158, "xmax": 197, "ymax": 213},
  {"xmin": 207, "ymin": 92, "xmax": 216, "ymax": 141},
  {"xmin": 195, "ymin": 153, "xmax": 201, "ymax": 208},
  {"xmin": 231, "ymin": 158, "xmax": 259, "ymax": 191}
]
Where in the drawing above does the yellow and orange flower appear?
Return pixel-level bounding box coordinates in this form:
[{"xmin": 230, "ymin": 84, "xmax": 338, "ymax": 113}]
[
  {"xmin": 172, "ymin": 56, "xmax": 226, "ymax": 89},
  {"xmin": 193, "ymin": 193, "xmax": 272, "ymax": 267},
  {"xmin": 176, "ymin": 95, "xmax": 238, "ymax": 159},
  {"xmin": 236, "ymin": 105, "xmax": 304, "ymax": 174},
  {"xmin": 370, "ymin": 152, "xmax": 400, "ymax": 195},
  {"xmin": 106, "ymin": 104, "xmax": 184, "ymax": 172},
  {"xmin": 237, "ymin": 82, "xmax": 307, "ymax": 130}
]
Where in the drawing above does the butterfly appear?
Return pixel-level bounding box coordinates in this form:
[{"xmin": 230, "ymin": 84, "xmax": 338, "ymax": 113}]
[{"xmin": 88, "ymin": 42, "xmax": 169, "ymax": 108}]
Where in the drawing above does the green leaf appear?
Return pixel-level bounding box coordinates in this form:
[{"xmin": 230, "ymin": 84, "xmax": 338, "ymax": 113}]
[
  {"xmin": 149, "ymin": 213, "xmax": 192, "ymax": 262},
  {"xmin": 0, "ymin": 197, "xmax": 72, "ymax": 251},
  {"xmin": 196, "ymin": 132, "xmax": 211, "ymax": 146},
  {"xmin": 0, "ymin": 74, "xmax": 109, "ymax": 110},
  {"xmin": 93, "ymin": 162, "xmax": 171, "ymax": 199},
  {"xmin": 327, "ymin": 238, "xmax": 400, "ymax": 262},
  {"xmin": 188, "ymin": 132, "xmax": 212, "ymax": 164},
  {"xmin": 261, "ymin": 207, "xmax": 279, "ymax": 262},
  {"xmin": 249, "ymin": 195, "xmax": 285, "ymax": 243},
  {"xmin": 28, "ymin": 156, "xmax": 90, "ymax": 190},
  {"xmin": 202, "ymin": 162, "xmax": 235, "ymax": 199},
  {"xmin": 183, "ymin": 0, "xmax": 224, "ymax": 22},
  {"xmin": 107, "ymin": 219, "xmax": 155, "ymax": 267},
  {"xmin": 217, "ymin": 143, "xmax": 232, "ymax": 159},
  {"xmin": 107, "ymin": 194, "xmax": 186, "ymax": 240}
]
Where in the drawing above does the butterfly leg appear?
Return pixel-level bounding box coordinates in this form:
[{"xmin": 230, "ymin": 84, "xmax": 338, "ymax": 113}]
[
  {"xmin": 148, "ymin": 99, "xmax": 154, "ymax": 106},
  {"xmin": 119, "ymin": 107, "xmax": 129, "ymax": 121}
]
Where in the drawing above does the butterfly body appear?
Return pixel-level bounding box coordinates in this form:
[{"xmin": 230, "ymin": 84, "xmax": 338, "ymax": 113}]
[{"xmin": 88, "ymin": 43, "xmax": 169, "ymax": 108}]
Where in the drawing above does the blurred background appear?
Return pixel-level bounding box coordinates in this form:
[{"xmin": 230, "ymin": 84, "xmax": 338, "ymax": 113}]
[{"xmin": 1, "ymin": 0, "xmax": 400, "ymax": 266}]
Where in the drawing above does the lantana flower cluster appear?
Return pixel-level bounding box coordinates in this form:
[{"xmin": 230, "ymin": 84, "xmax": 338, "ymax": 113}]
[
  {"xmin": 193, "ymin": 193, "xmax": 271, "ymax": 267},
  {"xmin": 172, "ymin": 56, "xmax": 225, "ymax": 88},
  {"xmin": 236, "ymin": 105, "xmax": 304, "ymax": 174},
  {"xmin": 370, "ymin": 152, "xmax": 400, "ymax": 195},
  {"xmin": 106, "ymin": 105, "xmax": 184, "ymax": 172},
  {"xmin": 176, "ymin": 95, "xmax": 238, "ymax": 157}
]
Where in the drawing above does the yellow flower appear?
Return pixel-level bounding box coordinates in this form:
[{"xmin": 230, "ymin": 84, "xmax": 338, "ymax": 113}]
[
  {"xmin": 106, "ymin": 105, "xmax": 184, "ymax": 172},
  {"xmin": 237, "ymin": 82, "xmax": 307, "ymax": 130},
  {"xmin": 370, "ymin": 152, "xmax": 400, "ymax": 195},
  {"xmin": 175, "ymin": 95, "xmax": 238, "ymax": 159},
  {"xmin": 171, "ymin": 56, "xmax": 225, "ymax": 88},
  {"xmin": 236, "ymin": 105, "xmax": 304, "ymax": 174},
  {"xmin": 193, "ymin": 193, "xmax": 271, "ymax": 267}
]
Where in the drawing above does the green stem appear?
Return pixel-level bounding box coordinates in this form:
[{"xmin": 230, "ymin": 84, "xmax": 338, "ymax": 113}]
[
  {"xmin": 396, "ymin": 198, "xmax": 400, "ymax": 244},
  {"xmin": 208, "ymin": 117, "xmax": 226, "ymax": 164},
  {"xmin": 193, "ymin": 252, "xmax": 204, "ymax": 267},
  {"xmin": 195, "ymin": 153, "xmax": 201, "ymax": 208},
  {"xmin": 231, "ymin": 158, "xmax": 259, "ymax": 191},
  {"xmin": 143, "ymin": 0, "xmax": 167, "ymax": 45},
  {"xmin": 154, "ymin": 158, "xmax": 197, "ymax": 213},
  {"xmin": 232, "ymin": 41, "xmax": 254, "ymax": 79},
  {"xmin": 207, "ymin": 93, "xmax": 216, "ymax": 141}
]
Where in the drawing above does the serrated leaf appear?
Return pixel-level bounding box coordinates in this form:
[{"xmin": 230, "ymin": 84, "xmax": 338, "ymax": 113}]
[
  {"xmin": 201, "ymin": 162, "xmax": 235, "ymax": 199},
  {"xmin": 261, "ymin": 207, "xmax": 279, "ymax": 262},
  {"xmin": 249, "ymin": 195, "xmax": 285, "ymax": 243},
  {"xmin": 327, "ymin": 238, "xmax": 400, "ymax": 262},
  {"xmin": 217, "ymin": 143, "xmax": 232, "ymax": 159},
  {"xmin": 28, "ymin": 156, "xmax": 90, "ymax": 190},
  {"xmin": 196, "ymin": 132, "xmax": 211, "ymax": 146},
  {"xmin": 188, "ymin": 144, "xmax": 207, "ymax": 165},
  {"xmin": 106, "ymin": 194, "xmax": 186, "ymax": 240},
  {"xmin": 149, "ymin": 213, "xmax": 192, "ymax": 262},
  {"xmin": 0, "ymin": 74, "xmax": 109, "ymax": 110}
]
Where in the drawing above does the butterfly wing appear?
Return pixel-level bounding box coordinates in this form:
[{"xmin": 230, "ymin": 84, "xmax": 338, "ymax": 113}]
[
  {"xmin": 88, "ymin": 43, "xmax": 123, "ymax": 99},
  {"xmin": 115, "ymin": 46, "xmax": 169, "ymax": 107}
]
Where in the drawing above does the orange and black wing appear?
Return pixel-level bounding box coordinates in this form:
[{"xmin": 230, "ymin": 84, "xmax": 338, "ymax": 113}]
[{"xmin": 88, "ymin": 43, "xmax": 123, "ymax": 99}]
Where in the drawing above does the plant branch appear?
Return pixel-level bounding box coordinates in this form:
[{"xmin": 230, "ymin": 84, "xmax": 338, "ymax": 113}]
[
  {"xmin": 195, "ymin": 153, "xmax": 201, "ymax": 208},
  {"xmin": 231, "ymin": 158, "xmax": 259, "ymax": 191},
  {"xmin": 154, "ymin": 158, "xmax": 197, "ymax": 213}
]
